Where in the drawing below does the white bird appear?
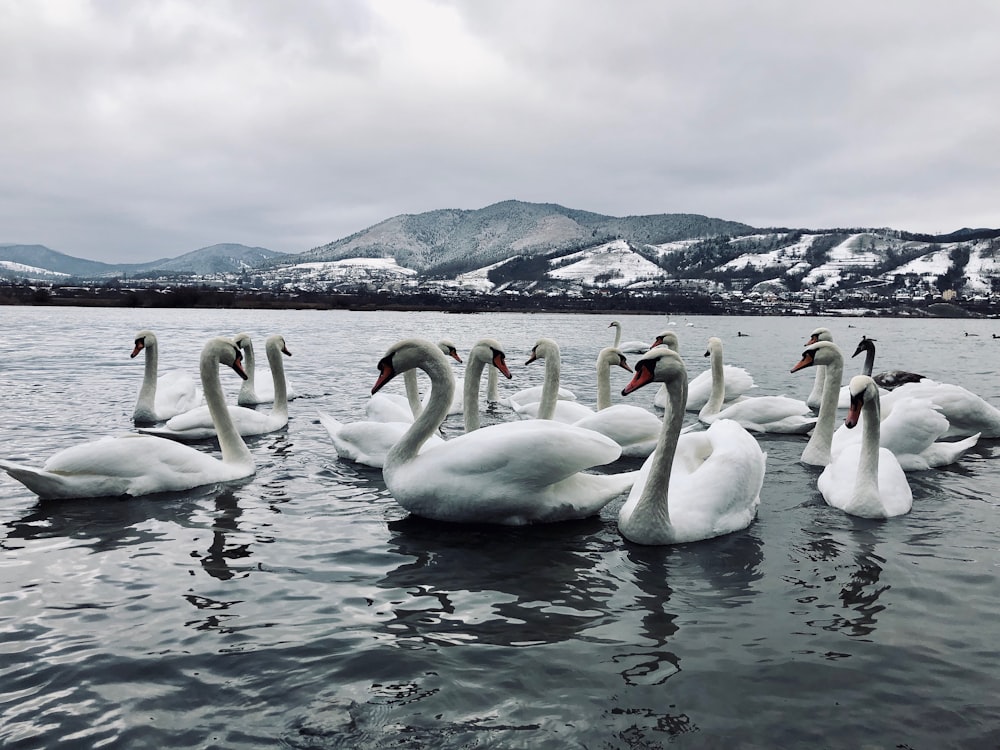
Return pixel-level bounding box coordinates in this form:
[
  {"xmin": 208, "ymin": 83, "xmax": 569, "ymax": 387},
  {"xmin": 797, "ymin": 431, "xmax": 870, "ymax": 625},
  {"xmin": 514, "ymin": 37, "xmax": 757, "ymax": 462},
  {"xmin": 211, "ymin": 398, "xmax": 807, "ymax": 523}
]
[
  {"xmin": 793, "ymin": 341, "xmax": 980, "ymax": 470},
  {"xmin": 650, "ymin": 331, "xmax": 755, "ymax": 411},
  {"xmin": 371, "ymin": 338, "xmax": 637, "ymax": 525},
  {"xmin": 817, "ymin": 376, "xmax": 912, "ymax": 519},
  {"xmin": 139, "ymin": 334, "xmax": 292, "ymax": 441},
  {"xmin": 461, "ymin": 338, "xmax": 514, "ymax": 432},
  {"xmin": 235, "ymin": 332, "xmax": 298, "ymax": 405},
  {"xmin": 131, "ymin": 330, "xmax": 203, "ymax": 425},
  {"xmin": 880, "ymin": 379, "xmax": 1000, "ymax": 439},
  {"xmin": 700, "ymin": 337, "xmax": 815, "ymax": 434},
  {"xmin": 617, "ymin": 346, "xmax": 766, "ymax": 545},
  {"xmin": 512, "ymin": 339, "xmax": 597, "ymax": 423},
  {"xmin": 571, "ymin": 347, "xmax": 662, "ymax": 458},
  {"xmin": 0, "ymin": 338, "xmax": 255, "ymax": 500},
  {"xmin": 367, "ymin": 340, "xmax": 462, "ymax": 423},
  {"xmin": 608, "ymin": 320, "xmax": 650, "ymax": 353}
]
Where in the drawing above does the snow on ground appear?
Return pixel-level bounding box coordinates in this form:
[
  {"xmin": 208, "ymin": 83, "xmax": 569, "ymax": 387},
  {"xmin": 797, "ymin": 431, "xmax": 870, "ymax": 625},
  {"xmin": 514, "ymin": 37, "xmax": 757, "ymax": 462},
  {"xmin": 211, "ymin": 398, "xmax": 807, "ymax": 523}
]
[
  {"xmin": 0, "ymin": 261, "xmax": 69, "ymax": 277},
  {"xmin": 547, "ymin": 240, "xmax": 665, "ymax": 287}
]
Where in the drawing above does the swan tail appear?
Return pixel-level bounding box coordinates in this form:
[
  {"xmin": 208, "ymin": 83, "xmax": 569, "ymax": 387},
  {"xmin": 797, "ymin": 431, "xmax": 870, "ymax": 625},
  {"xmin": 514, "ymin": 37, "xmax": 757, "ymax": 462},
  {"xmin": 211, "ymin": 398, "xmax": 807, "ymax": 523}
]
[
  {"xmin": 0, "ymin": 460, "xmax": 125, "ymax": 500},
  {"xmin": 317, "ymin": 411, "xmax": 343, "ymax": 440}
]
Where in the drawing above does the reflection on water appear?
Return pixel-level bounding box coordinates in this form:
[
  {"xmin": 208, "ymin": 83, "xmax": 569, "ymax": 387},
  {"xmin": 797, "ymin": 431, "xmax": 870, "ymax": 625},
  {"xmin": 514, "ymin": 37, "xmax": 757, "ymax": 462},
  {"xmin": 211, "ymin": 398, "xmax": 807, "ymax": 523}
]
[{"xmin": 2, "ymin": 308, "xmax": 1000, "ymax": 748}]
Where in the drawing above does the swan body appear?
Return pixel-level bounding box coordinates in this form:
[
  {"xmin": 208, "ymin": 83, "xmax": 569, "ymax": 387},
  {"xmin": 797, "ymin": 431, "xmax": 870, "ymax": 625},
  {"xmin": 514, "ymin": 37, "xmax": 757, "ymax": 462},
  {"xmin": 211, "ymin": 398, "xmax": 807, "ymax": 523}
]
[
  {"xmin": 140, "ymin": 335, "xmax": 292, "ymax": 441},
  {"xmin": 700, "ymin": 337, "xmax": 815, "ymax": 434},
  {"xmin": 373, "ymin": 339, "xmax": 636, "ymax": 525},
  {"xmin": 513, "ymin": 339, "xmax": 597, "ymax": 423},
  {"xmin": 617, "ymin": 347, "xmax": 766, "ymax": 545},
  {"xmin": 1, "ymin": 338, "xmax": 255, "ymax": 499},
  {"xmin": 880, "ymin": 380, "xmax": 1000, "ymax": 439},
  {"xmin": 570, "ymin": 347, "xmax": 661, "ymax": 458},
  {"xmin": 235, "ymin": 332, "xmax": 298, "ymax": 405},
  {"xmin": 502, "ymin": 384, "xmax": 577, "ymax": 410},
  {"xmin": 131, "ymin": 330, "xmax": 203, "ymax": 425},
  {"xmin": 318, "ymin": 413, "xmax": 444, "ymax": 468},
  {"xmin": 817, "ymin": 376, "xmax": 912, "ymax": 518},
  {"xmin": 609, "ymin": 321, "xmax": 649, "ymax": 353}
]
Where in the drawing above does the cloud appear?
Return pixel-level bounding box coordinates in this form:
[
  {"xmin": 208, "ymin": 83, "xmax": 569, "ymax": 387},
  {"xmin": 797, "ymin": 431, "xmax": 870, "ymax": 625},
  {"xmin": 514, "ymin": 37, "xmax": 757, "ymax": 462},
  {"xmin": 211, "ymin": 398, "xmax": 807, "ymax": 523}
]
[{"xmin": 2, "ymin": 0, "xmax": 998, "ymax": 262}]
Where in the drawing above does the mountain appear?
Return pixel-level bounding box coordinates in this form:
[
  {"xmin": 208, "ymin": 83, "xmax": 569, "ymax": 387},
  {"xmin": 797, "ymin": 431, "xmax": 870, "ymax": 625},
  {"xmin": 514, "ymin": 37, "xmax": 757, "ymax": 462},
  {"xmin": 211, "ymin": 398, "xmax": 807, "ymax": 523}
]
[
  {"xmin": 0, "ymin": 244, "xmax": 121, "ymax": 278},
  {"xmin": 299, "ymin": 200, "xmax": 753, "ymax": 275},
  {"xmin": 129, "ymin": 243, "xmax": 288, "ymax": 276}
]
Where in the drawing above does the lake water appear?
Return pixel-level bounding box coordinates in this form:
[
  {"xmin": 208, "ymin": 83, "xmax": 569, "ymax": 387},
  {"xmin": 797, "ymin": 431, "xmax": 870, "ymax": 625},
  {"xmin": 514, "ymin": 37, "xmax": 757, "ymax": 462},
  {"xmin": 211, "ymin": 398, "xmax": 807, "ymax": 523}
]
[{"xmin": 1, "ymin": 306, "xmax": 999, "ymax": 749}]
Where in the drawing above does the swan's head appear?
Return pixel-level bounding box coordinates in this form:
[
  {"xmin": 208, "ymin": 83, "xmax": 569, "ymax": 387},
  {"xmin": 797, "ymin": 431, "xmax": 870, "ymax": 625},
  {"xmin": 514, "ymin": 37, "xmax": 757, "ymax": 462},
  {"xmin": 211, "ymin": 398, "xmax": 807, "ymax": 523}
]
[
  {"xmin": 845, "ymin": 375, "xmax": 878, "ymax": 429},
  {"xmin": 471, "ymin": 338, "xmax": 513, "ymax": 379},
  {"xmin": 852, "ymin": 335, "xmax": 876, "ymax": 359},
  {"xmin": 372, "ymin": 338, "xmax": 446, "ymax": 395},
  {"xmin": 525, "ymin": 338, "xmax": 559, "ymax": 366},
  {"xmin": 438, "ymin": 340, "xmax": 462, "ymax": 363},
  {"xmin": 622, "ymin": 347, "xmax": 686, "ymax": 396},
  {"xmin": 704, "ymin": 336, "xmax": 723, "ymax": 358},
  {"xmin": 131, "ymin": 330, "xmax": 157, "ymax": 358},
  {"xmin": 791, "ymin": 340, "xmax": 842, "ymax": 373},
  {"xmin": 598, "ymin": 347, "xmax": 632, "ymax": 373},
  {"xmin": 652, "ymin": 331, "xmax": 679, "ymax": 351},
  {"xmin": 608, "ymin": 321, "xmax": 622, "ymax": 330},
  {"xmin": 806, "ymin": 327, "xmax": 833, "ymax": 345},
  {"xmin": 266, "ymin": 334, "xmax": 291, "ymax": 357},
  {"xmin": 233, "ymin": 332, "xmax": 254, "ymax": 352},
  {"xmin": 207, "ymin": 337, "xmax": 248, "ymax": 381}
]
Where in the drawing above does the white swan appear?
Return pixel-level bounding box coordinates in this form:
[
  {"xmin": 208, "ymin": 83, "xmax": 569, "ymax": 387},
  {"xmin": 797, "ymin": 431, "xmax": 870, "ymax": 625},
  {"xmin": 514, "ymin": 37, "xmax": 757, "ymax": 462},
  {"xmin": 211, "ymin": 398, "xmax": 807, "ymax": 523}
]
[
  {"xmin": 512, "ymin": 339, "xmax": 597, "ymax": 423},
  {"xmin": 650, "ymin": 331, "xmax": 755, "ymax": 411},
  {"xmin": 609, "ymin": 320, "xmax": 650, "ymax": 353},
  {"xmin": 571, "ymin": 347, "xmax": 662, "ymax": 458},
  {"xmin": 852, "ymin": 336, "xmax": 927, "ymax": 390},
  {"xmin": 0, "ymin": 338, "xmax": 255, "ymax": 499},
  {"xmin": 139, "ymin": 334, "xmax": 292, "ymax": 441},
  {"xmin": 367, "ymin": 341, "xmax": 462, "ymax": 423},
  {"xmin": 131, "ymin": 330, "xmax": 203, "ymax": 425},
  {"xmin": 700, "ymin": 337, "xmax": 815, "ymax": 434},
  {"xmin": 817, "ymin": 375, "xmax": 912, "ymax": 518},
  {"xmin": 790, "ymin": 340, "xmax": 845, "ymax": 466},
  {"xmin": 461, "ymin": 338, "xmax": 514, "ymax": 432},
  {"xmin": 617, "ymin": 346, "xmax": 766, "ymax": 545},
  {"xmin": 880, "ymin": 379, "xmax": 1000, "ymax": 439},
  {"xmin": 235, "ymin": 332, "xmax": 298, "ymax": 405},
  {"xmin": 372, "ymin": 338, "xmax": 637, "ymax": 525}
]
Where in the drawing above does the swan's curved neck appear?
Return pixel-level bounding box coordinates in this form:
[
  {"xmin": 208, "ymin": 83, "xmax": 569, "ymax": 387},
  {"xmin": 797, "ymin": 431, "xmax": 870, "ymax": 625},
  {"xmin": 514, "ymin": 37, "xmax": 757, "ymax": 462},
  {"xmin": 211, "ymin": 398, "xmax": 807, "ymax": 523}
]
[
  {"xmin": 202, "ymin": 350, "xmax": 252, "ymax": 466},
  {"xmin": 861, "ymin": 346, "xmax": 875, "ymax": 377},
  {"xmin": 403, "ymin": 370, "xmax": 422, "ymax": 419},
  {"xmin": 852, "ymin": 390, "xmax": 883, "ymax": 514},
  {"xmin": 807, "ymin": 366, "xmax": 826, "ymax": 406},
  {"xmin": 596, "ymin": 357, "xmax": 612, "ymax": 411},
  {"xmin": 701, "ymin": 345, "xmax": 726, "ymax": 417},
  {"xmin": 266, "ymin": 342, "xmax": 288, "ymax": 417},
  {"xmin": 633, "ymin": 374, "xmax": 687, "ymax": 530},
  {"xmin": 238, "ymin": 341, "xmax": 258, "ymax": 402},
  {"xmin": 387, "ymin": 353, "xmax": 455, "ymax": 466},
  {"xmin": 135, "ymin": 341, "xmax": 159, "ymax": 419},
  {"xmin": 486, "ymin": 365, "xmax": 499, "ymax": 404},
  {"xmin": 536, "ymin": 353, "xmax": 561, "ymax": 420},
  {"xmin": 463, "ymin": 356, "xmax": 488, "ymax": 432},
  {"xmin": 803, "ymin": 354, "xmax": 843, "ymax": 464},
  {"xmin": 611, "ymin": 323, "xmax": 622, "ymax": 348}
]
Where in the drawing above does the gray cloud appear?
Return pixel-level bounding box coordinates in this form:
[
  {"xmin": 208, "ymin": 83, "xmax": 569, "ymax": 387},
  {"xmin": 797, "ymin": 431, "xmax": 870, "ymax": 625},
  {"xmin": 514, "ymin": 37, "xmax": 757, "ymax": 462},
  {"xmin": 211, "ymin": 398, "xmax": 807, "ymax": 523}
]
[{"xmin": 2, "ymin": 0, "xmax": 998, "ymax": 262}]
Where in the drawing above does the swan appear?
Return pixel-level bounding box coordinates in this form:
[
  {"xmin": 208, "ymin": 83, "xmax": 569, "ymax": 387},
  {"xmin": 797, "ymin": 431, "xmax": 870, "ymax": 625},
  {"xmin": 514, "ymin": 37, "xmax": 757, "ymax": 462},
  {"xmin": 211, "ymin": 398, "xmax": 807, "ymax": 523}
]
[
  {"xmin": 461, "ymin": 338, "xmax": 513, "ymax": 431},
  {"xmin": 512, "ymin": 339, "xmax": 597, "ymax": 423},
  {"xmin": 700, "ymin": 337, "xmax": 815, "ymax": 434},
  {"xmin": 880, "ymin": 379, "xmax": 1000, "ymax": 439},
  {"xmin": 131, "ymin": 330, "xmax": 203, "ymax": 425},
  {"xmin": 367, "ymin": 340, "xmax": 462, "ymax": 423},
  {"xmin": 793, "ymin": 342, "xmax": 980, "ymax": 470},
  {"xmin": 0, "ymin": 338, "xmax": 255, "ymax": 499},
  {"xmin": 650, "ymin": 331, "xmax": 755, "ymax": 411},
  {"xmin": 790, "ymin": 340, "xmax": 846, "ymax": 466},
  {"xmin": 852, "ymin": 336, "xmax": 927, "ymax": 390},
  {"xmin": 817, "ymin": 376, "xmax": 912, "ymax": 519},
  {"xmin": 371, "ymin": 338, "xmax": 637, "ymax": 525},
  {"xmin": 571, "ymin": 348, "xmax": 662, "ymax": 458},
  {"xmin": 608, "ymin": 321, "xmax": 649, "ymax": 353},
  {"xmin": 235, "ymin": 332, "xmax": 298, "ymax": 405},
  {"xmin": 617, "ymin": 346, "xmax": 766, "ymax": 545},
  {"xmin": 139, "ymin": 334, "xmax": 292, "ymax": 441}
]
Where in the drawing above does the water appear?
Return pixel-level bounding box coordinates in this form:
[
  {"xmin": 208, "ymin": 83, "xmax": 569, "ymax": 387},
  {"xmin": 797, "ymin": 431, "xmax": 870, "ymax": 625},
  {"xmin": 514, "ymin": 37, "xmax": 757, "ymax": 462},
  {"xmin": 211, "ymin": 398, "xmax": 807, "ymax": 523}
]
[{"xmin": 1, "ymin": 306, "xmax": 999, "ymax": 749}]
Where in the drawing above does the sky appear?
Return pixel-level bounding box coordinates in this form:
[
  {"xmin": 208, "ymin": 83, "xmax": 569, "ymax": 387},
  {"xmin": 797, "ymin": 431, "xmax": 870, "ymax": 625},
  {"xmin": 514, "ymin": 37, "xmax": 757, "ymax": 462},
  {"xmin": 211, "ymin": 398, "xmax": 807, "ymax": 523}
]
[{"xmin": 3, "ymin": 1, "xmax": 999, "ymax": 264}]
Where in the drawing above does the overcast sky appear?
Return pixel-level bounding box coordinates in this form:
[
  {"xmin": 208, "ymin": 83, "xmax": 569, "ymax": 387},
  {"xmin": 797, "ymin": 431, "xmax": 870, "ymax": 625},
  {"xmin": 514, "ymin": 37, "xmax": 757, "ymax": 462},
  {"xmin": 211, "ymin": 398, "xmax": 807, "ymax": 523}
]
[{"xmin": 3, "ymin": 1, "xmax": 999, "ymax": 264}]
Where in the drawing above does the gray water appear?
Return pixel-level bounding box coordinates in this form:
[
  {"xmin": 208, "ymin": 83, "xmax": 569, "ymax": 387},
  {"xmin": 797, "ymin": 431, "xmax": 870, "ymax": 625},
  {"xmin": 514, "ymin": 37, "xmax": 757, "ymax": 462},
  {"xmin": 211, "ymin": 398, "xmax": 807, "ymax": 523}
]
[{"xmin": 1, "ymin": 306, "xmax": 999, "ymax": 749}]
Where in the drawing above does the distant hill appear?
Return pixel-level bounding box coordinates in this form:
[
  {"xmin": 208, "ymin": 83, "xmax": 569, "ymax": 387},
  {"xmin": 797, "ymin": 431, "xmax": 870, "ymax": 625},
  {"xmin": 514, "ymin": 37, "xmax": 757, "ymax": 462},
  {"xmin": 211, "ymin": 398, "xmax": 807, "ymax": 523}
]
[
  {"xmin": 0, "ymin": 244, "xmax": 121, "ymax": 278},
  {"xmin": 299, "ymin": 199, "xmax": 754, "ymax": 275},
  {"xmin": 130, "ymin": 243, "xmax": 289, "ymax": 275}
]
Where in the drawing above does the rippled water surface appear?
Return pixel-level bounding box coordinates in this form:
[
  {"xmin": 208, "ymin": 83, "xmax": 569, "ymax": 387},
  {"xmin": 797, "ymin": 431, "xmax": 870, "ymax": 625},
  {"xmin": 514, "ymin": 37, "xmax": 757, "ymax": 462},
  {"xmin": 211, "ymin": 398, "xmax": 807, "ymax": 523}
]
[{"xmin": 2, "ymin": 307, "xmax": 1000, "ymax": 748}]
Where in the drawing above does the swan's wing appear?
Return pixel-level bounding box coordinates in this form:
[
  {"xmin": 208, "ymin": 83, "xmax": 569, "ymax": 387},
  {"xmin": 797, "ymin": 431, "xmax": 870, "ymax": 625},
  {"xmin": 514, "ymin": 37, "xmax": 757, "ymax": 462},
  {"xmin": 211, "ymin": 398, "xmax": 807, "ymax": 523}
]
[
  {"xmin": 572, "ymin": 405, "xmax": 660, "ymax": 447},
  {"xmin": 711, "ymin": 396, "xmax": 815, "ymax": 433},
  {"xmin": 918, "ymin": 432, "xmax": 980, "ymax": 468},
  {"xmin": 365, "ymin": 393, "xmax": 415, "ymax": 423},
  {"xmin": 153, "ymin": 404, "xmax": 285, "ymax": 439},
  {"xmin": 878, "ymin": 397, "xmax": 948, "ymax": 456},
  {"xmin": 155, "ymin": 371, "xmax": 203, "ymax": 415},
  {"xmin": 884, "ymin": 381, "xmax": 1000, "ymax": 437}
]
